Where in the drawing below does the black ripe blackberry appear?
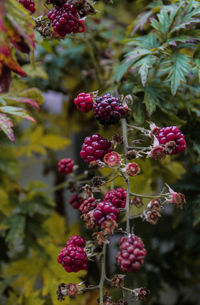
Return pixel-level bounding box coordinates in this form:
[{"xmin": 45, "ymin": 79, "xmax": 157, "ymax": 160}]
[{"xmin": 93, "ymin": 93, "xmax": 127, "ymax": 125}]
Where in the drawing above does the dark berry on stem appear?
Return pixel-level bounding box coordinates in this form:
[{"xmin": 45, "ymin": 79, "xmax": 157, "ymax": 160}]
[
  {"xmin": 66, "ymin": 235, "xmax": 86, "ymax": 248},
  {"xmin": 80, "ymin": 197, "xmax": 97, "ymax": 214},
  {"xmin": 93, "ymin": 93, "xmax": 127, "ymax": 125},
  {"xmin": 104, "ymin": 188, "xmax": 127, "ymax": 209},
  {"xmin": 74, "ymin": 92, "xmax": 93, "ymax": 112}
]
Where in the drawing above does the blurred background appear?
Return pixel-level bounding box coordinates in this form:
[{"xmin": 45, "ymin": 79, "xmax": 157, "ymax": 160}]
[{"xmin": 0, "ymin": 0, "xmax": 200, "ymax": 304}]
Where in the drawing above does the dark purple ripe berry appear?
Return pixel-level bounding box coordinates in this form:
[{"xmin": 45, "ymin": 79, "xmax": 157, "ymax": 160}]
[{"xmin": 93, "ymin": 93, "xmax": 128, "ymax": 125}]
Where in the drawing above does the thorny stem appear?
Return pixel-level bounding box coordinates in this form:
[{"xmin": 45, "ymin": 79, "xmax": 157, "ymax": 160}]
[
  {"xmin": 122, "ymin": 118, "xmax": 131, "ymax": 234},
  {"xmin": 99, "ymin": 243, "xmax": 106, "ymax": 305}
]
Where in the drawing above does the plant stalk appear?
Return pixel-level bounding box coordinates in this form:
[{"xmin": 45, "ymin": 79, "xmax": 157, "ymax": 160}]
[
  {"xmin": 122, "ymin": 118, "xmax": 131, "ymax": 234},
  {"xmin": 99, "ymin": 243, "xmax": 106, "ymax": 305}
]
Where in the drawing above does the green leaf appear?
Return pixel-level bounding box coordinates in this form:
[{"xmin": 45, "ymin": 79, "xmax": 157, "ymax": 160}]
[
  {"xmin": 6, "ymin": 215, "xmax": 25, "ymax": 247},
  {"xmin": 161, "ymin": 52, "xmax": 191, "ymax": 95},
  {"xmin": 0, "ymin": 106, "xmax": 36, "ymax": 122}
]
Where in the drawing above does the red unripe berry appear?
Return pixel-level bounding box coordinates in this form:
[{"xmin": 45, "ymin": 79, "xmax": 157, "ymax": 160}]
[
  {"xmin": 79, "ymin": 197, "xmax": 97, "ymax": 214},
  {"xmin": 19, "ymin": 0, "xmax": 35, "ymax": 14},
  {"xmin": 57, "ymin": 244, "xmax": 88, "ymax": 272},
  {"xmin": 80, "ymin": 134, "xmax": 113, "ymax": 164},
  {"xmin": 74, "ymin": 93, "xmax": 93, "ymax": 112},
  {"xmin": 66, "ymin": 235, "xmax": 86, "ymax": 248},
  {"xmin": 104, "ymin": 188, "xmax": 127, "ymax": 209},
  {"xmin": 58, "ymin": 158, "xmax": 74, "ymax": 174},
  {"xmin": 69, "ymin": 194, "xmax": 84, "ymax": 209},
  {"xmin": 116, "ymin": 234, "xmax": 146, "ymax": 272},
  {"xmin": 93, "ymin": 201, "xmax": 120, "ymax": 226},
  {"xmin": 48, "ymin": 3, "xmax": 85, "ymax": 37},
  {"xmin": 157, "ymin": 126, "xmax": 186, "ymax": 155}
]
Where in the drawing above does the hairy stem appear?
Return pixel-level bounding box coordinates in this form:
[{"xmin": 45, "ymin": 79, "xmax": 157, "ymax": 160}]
[
  {"xmin": 99, "ymin": 243, "xmax": 106, "ymax": 305},
  {"xmin": 122, "ymin": 118, "xmax": 131, "ymax": 234}
]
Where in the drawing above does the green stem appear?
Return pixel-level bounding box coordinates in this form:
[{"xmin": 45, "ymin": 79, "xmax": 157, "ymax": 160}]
[
  {"xmin": 130, "ymin": 192, "xmax": 165, "ymax": 199},
  {"xmin": 99, "ymin": 243, "xmax": 106, "ymax": 305},
  {"xmin": 122, "ymin": 118, "xmax": 131, "ymax": 234}
]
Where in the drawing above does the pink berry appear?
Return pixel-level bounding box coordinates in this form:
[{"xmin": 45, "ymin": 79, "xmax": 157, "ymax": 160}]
[
  {"xmin": 79, "ymin": 197, "xmax": 97, "ymax": 214},
  {"xmin": 80, "ymin": 134, "xmax": 113, "ymax": 164},
  {"xmin": 74, "ymin": 92, "xmax": 93, "ymax": 112},
  {"xmin": 157, "ymin": 126, "xmax": 186, "ymax": 155},
  {"xmin": 116, "ymin": 235, "xmax": 146, "ymax": 272},
  {"xmin": 57, "ymin": 244, "xmax": 88, "ymax": 272},
  {"xmin": 68, "ymin": 194, "xmax": 84, "ymax": 209},
  {"xmin": 66, "ymin": 235, "xmax": 86, "ymax": 248},
  {"xmin": 93, "ymin": 201, "xmax": 120, "ymax": 226},
  {"xmin": 19, "ymin": 0, "xmax": 35, "ymax": 14},
  {"xmin": 104, "ymin": 188, "xmax": 127, "ymax": 209},
  {"xmin": 58, "ymin": 158, "xmax": 74, "ymax": 174}
]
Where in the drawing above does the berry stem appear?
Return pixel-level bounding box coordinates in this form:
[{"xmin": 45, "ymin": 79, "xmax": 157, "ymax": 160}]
[
  {"xmin": 130, "ymin": 192, "xmax": 165, "ymax": 199},
  {"xmin": 121, "ymin": 118, "xmax": 131, "ymax": 234},
  {"xmin": 99, "ymin": 243, "xmax": 106, "ymax": 305}
]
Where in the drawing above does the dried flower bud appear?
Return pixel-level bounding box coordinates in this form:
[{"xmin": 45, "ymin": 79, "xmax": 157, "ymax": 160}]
[
  {"xmin": 147, "ymin": 198, "xmax": 161, "ymax": 211},
  {"xmin": 131, "ymin": 196, "xmax": 143, "ymax": 208},
  {"xmin": 93, "ymin": 231, "xmax": 108, "ymax": 246},
  {"xmin": 101, "ymin": 218, "xmax": 118, "ymax": 235},
  {"xmin": 149, "ymin": 145, "xmax": 166, "ymax": 160},
  {"xmin": 112, "ymin": 133, "xmax": 123, "ymax": 148},
  {"xmin": 117, "ymin": 300, "xmax": 128, "ymax": 305},
  {"xmin": 104, "ymin": 152, "xmax": 121, "ymax": 166},
  {"xmin": 111, "ymin": 274, "xmax": 125, "ymax": 288},
  {"xmin": 150, "ymin": 123, "xmax": 160, "ymax": 137},
  {"xmin": 126, "ymin": 150, "xmax": 137, "ymax": 160},
  {"xmin": 57, "ymin": 283, "xmax": 79, "ymax": 300},
  {"xmin": 165, "ymin": 141, "xmax": 176, "ymax": 154},
  {"xmin": 168, "ymin": 192, "xmax": 186, "ymax": 208},
  {"xmin": 92, "ymin": 176, "xmax": 105, "ymax": 187},
  {"xmin": 137, "ymin": 287, "xmax": 150, "ymax": 301},
  {"xmin": 126, "ymin": 163, "xmax": 140, "ymax": 177},
  {"xmin": 146, "ymin": 210, "xmax": 161, "ymax": 224}
]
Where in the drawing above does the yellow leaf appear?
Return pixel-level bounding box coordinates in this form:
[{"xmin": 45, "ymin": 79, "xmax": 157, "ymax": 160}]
[{"xmin": 41, "ymin": 134, "xmax": 71, "ymax": 150}]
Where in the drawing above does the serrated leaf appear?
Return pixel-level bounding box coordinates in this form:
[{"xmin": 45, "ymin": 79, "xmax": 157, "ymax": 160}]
[
  {"xmin": 161, "ymin": 52, "xmax": 191, "ymax": 95},
  {"xmin": 0, "ymin": 113, "xmax": 14, "ymax": 142},
  {"xmin": 0, "ymin": 106, "xmax": 36, "ymax": 122}
]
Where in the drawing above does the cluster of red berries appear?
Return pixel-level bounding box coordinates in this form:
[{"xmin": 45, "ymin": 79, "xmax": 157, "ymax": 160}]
[
  {"xmin": 74, "ymin": 92, "xmax": 128, "ymax": 126},
  {"xmin": 58, "ymin": 158, "xmax": 74, "ymax": 174},
  {"xmin": 80, "ymin": 134, "xmax": 113, "ymax": 164},
  {"xmin": 157, "ymin": 126, "xmax": 186, "ymax": 155},
  {"xmin": 48, "ymin": 2, "xmax": 85, "ymax": 37},
  {"xmin": 69, "ymin": 194, "xmax": 84, "ymax": 209},
  {"xmin": 80, "ymin": 197, "xmax": 97, "ymax": 214},
  {"xmin": 93, "ymin": 201, "xmax": 120, "ymax": 226},
  {"xmin": 116, "ymin": 234, "xmax": 147, "ymax": 272},
  {"xmin": 57, "ymin": 235, "xmax": 88, "ymax": 272},
  {"xmin": 104, "ymin": 188, "xmax": 127, "ymax": 209},
  {"xmin": 19, "ymin": 0, "xmax": 35, "ymax": 14}
]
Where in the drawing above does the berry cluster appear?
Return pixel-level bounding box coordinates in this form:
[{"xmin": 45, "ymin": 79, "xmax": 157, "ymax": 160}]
[
  {"xmin": 80, "ymin": 134, "xmax": 113, "ymax": 164},
  {"xmin": 80, "ymin": 197, "xmax": 97, "ymax": 214},
  {"xmin": 104, "ymin": 188, "xmax": 127, "ymax": 209},
  {"xmin": 19, "ymin": 0, "xmax": 35, "ymax": 14},
  {"xmin": 58, "ymin": 158, "xmax": 74, "ymax": 174},
  {"xmin": 57, "ymin": 235, "xmax": 88, "ymax": 272},
  {"xmin": 93, "ymin": 94, "xmax": 128, "ymax": 125},
  {"xmin": 48, "ymin": 3, "xmax": 85, "ymax": 37},
  {"xmin": 74, "ymin": 92, "xmax": 93, "ymax": 112},
  {"xmin": 93, "ymin": 201, "xmax": 120, "ymax": 226},
  {"xmin": 157, "ymin": 126, "xmax": 186, "ymax": 155},
  {"xmin": 116, "ymin": 235, "xmax": 146, "ymax": 272},
  {"xmin": 69, "ymin": 194, "xmax": 84, "ymax": 209}
]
